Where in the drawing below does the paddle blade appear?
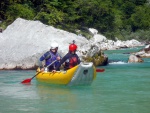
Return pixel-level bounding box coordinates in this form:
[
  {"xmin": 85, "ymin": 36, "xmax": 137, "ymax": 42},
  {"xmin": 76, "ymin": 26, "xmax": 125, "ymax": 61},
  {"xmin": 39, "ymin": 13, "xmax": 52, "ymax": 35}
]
[
  {"xmin": 96, "ymin": 68, "xmax": 105, "ymax": 72},
  {"xmin": 21, "ymin": 78, "xmax": 32, "ymax": 84}
]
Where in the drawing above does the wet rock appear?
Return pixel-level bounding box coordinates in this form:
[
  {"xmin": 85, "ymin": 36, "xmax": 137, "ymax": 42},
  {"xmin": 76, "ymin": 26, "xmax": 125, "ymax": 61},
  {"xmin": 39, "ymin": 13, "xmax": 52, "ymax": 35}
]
[
  {"xmin": 82, "ymin": 50, "xmax": 108, "ymax": 66},
  {"xmin": 134, "ymin": 44, "xmax": 150, "ymax": 58},
  {"xmin": 128, "ymin": 54, "xmax": 143, "ymax": 63}
]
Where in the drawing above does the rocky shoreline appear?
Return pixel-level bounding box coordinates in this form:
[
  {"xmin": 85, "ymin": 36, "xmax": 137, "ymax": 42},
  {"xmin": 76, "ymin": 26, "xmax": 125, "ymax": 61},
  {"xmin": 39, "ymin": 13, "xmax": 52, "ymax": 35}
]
[
  {"xmin": 127, "ymin": 44, "xmax": 150, "ymax": 63},
  {"xmin": 0, "ymin": 18, "xmax": 147, "ymax": 70}
]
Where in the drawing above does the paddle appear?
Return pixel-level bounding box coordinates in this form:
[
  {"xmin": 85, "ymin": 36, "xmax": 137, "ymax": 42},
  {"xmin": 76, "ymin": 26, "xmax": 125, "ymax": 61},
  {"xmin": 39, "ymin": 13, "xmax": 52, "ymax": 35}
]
[
  {"xmin": 21, "ymin": 60, "xmax": 57, "ymax": 84},
  {"xmin": 96, "ymin": 68, "xmax": 105, "ymax": 72}
]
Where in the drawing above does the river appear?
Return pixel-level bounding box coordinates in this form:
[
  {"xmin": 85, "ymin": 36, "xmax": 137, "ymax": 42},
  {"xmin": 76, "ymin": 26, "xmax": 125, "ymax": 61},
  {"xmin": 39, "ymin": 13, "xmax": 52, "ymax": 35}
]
[{"xmin": 0, "ymin": 47, "xmax": 150, "ymax": 113}]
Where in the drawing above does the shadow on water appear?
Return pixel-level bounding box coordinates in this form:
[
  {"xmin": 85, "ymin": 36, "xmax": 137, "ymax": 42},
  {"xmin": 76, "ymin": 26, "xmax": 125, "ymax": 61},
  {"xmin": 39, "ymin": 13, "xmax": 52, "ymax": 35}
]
[{"xmin": 35, "ymin": 81, "xmax": 93, "ymax": 97}]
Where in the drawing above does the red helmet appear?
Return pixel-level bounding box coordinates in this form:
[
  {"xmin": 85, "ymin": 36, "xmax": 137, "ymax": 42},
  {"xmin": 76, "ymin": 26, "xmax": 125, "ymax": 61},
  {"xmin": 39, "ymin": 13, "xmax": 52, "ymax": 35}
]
[{"xmin": 69, "ymin": 44, "xmax": 77, "ymax": 52}]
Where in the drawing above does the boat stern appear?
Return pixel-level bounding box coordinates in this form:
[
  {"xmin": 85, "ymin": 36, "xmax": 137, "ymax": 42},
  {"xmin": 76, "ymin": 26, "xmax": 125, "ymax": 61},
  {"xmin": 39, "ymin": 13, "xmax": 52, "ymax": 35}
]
[{"xmin": 67, "ymin": 62, "xmax": 96, "ymax": 86}]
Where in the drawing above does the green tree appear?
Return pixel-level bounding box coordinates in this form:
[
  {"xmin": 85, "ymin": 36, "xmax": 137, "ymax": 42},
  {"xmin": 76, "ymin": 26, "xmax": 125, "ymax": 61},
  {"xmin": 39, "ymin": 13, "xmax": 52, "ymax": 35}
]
[
  {"xmin": 34, "ymin": 4, "xmax": 65, "ymax": 25},
  {"xmin": 75, "ymin": 0, "xmax": 115, "ymax": 35},
  {"xmin": 0, "ymin": 0, "xmax": 150, "ymax": 40},
  {"xmin": 6, "ymin": 4, "xmax": 35, "ymax": 21},
  {"xmin": 131, "ymin": 5, "xmax": 150, "ymax": 31}
]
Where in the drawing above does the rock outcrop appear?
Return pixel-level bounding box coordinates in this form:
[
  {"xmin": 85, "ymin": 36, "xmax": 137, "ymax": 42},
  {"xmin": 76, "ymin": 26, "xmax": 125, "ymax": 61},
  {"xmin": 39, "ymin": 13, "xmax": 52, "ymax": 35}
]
[
  {"xmin": 128, "ymin": 54, "xmax": 143, "ymax": 63},
  {"xmin": 134, "ymin": 44, "xmax": 150, "ymax": 58},
  {"xmin": 0, "ymin": 18, "xmax": 108, "ymax": 70},
  {"xmin": 0, "ymin": 18, "xmax": 144, "ymax": 69}
]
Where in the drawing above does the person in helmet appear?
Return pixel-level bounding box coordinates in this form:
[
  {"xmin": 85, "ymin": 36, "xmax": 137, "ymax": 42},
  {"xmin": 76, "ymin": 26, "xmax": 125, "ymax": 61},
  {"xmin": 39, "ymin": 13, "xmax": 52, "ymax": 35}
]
[
  {"xmin": 52, "ymin": 42, "xmax": 80, "ymax": 72},
  {"xmin": 38, "ymin": 42, "xmax": 61, "ymax": 72}
]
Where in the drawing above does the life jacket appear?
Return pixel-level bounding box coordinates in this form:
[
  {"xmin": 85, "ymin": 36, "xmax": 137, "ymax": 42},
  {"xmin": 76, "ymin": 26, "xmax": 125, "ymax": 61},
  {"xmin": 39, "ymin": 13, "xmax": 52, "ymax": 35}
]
[
  {"xmin": 69, "ymin": 55, "xmax": 78, "ymax": 68},
  {"xmin": 45, "ymin": 51, "xmax": 59, "ymax": 67}
]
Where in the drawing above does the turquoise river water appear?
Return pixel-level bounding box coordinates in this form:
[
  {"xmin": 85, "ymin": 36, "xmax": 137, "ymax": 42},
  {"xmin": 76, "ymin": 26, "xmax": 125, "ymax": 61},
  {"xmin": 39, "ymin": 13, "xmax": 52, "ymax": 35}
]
[{"xmin": 0, "ymin": 47, "xmax": 150, "ymax": 113}]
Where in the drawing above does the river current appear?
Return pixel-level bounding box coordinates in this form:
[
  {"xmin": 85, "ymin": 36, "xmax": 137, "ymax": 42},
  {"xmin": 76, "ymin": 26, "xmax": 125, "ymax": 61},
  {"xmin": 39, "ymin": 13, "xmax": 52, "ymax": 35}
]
[{"xmin": 0, "ymin": 47, "xmax": 150, "ymax": 113}]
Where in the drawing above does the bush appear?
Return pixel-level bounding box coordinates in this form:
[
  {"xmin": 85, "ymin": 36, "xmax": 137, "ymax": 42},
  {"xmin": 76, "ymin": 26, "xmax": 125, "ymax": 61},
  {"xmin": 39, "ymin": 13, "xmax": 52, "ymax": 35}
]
[{"xmin": 3, "ymin": 4, "xmax": 35, "ymax": 26}]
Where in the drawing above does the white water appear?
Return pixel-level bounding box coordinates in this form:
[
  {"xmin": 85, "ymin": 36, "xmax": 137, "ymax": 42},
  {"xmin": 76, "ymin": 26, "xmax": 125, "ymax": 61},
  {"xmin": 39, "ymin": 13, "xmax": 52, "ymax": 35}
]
[{"xmin": 109, "ymin": 61, "xmax": 127, "ymax": 64}]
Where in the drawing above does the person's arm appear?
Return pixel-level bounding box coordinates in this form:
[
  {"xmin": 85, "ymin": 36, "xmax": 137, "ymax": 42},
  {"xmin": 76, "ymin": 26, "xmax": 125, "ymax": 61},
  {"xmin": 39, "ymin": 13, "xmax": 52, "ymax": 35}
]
[
  {"xmin": 76, "ymin": 54, "xmax": 81, "ymax": 64},
  {"xmin": 39, "ymin": 51, "xmax": 51, "ymax": 61},
  {"xmin": 38, "ymin": 51, "xmax": 51, "ymax": 68},
  {"xmin": 56, "ymin": 53, "xmax": 62, "ymax": 61},
  {"xmin": 53, "ymin": 53, "xmax": 69, "ymax": 71}
]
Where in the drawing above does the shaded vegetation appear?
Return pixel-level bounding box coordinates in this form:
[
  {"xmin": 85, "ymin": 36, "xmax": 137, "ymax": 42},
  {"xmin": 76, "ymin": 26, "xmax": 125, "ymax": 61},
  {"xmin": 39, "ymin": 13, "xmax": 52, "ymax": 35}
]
[{"xmin": 0, "ymin": 0, "xmax": 150, "ymax": 41}]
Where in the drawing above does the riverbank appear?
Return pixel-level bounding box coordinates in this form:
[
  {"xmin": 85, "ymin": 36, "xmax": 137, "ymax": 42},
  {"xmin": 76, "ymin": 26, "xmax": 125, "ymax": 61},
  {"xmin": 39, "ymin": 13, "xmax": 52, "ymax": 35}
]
[{"xmin": 0, "ymin": 18, "xmax": 145, "ymax": 70}]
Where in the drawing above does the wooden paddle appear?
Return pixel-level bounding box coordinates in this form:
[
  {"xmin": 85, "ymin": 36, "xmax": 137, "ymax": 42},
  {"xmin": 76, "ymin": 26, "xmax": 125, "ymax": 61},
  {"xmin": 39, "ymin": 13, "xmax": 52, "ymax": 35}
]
[{"xmin": 21, "ymin": 60, "xmax": 57, "ymax": 84}]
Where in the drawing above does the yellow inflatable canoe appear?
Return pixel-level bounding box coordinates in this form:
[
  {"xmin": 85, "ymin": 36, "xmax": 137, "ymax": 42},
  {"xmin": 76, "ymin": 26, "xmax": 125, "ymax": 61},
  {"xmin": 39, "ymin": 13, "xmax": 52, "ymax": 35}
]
[{"xmin": 36, "ymin": 62, "xmax": 96, "ymax": 86}]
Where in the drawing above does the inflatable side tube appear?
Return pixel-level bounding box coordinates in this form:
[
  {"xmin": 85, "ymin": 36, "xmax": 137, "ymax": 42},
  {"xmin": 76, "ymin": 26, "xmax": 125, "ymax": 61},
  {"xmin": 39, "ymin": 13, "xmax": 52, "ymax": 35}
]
[{"xmin": 67, "ymin": 62, "xmax": 94, "ymax": 86}]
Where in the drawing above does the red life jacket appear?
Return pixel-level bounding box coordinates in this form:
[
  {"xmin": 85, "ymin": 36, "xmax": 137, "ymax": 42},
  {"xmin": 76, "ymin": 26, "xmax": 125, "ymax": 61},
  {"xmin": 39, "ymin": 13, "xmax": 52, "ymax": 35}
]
[{"xmin": 69, "ymin": 56, "xmax": 78, "ymax": 68}]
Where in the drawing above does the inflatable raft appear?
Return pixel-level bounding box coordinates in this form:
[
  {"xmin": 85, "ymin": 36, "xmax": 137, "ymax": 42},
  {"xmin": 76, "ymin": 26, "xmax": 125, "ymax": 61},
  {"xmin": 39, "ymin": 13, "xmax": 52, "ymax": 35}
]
[{"xmin": 36, "ymin": 62, "xmax": 96, "ymax": 86}]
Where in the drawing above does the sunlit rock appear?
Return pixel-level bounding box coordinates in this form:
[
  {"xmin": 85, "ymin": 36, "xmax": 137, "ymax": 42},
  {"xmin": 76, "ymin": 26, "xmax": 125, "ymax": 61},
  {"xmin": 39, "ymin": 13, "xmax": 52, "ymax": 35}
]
[
  {"xmin": 0, "ymin": 18, "xmax": 108, "ymax": 70},
  {"xmin": 128, "ymin": 54, "xmax": 143, "ymax": 63},
  {"xmin": 134, "ymin": 44, "xmax": 150, "ymax": 58},
  {"xmin": 0, "ymin": 18, "xmax": 144, "ymax": 69},
  {"xmin": 88, "ymin": 28, "xmax": 98, "ymax": 35},
  {"xmin": 82, "ymin": 50, "xmax": 108, "ymax": 66}
]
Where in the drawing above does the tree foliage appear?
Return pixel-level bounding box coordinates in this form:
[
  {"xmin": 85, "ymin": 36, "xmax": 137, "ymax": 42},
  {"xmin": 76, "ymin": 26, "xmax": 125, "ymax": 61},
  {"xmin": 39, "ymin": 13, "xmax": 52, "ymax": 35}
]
[{"xmin": 0, "ymin": 0, "xmax": 150, "ymax": 40}]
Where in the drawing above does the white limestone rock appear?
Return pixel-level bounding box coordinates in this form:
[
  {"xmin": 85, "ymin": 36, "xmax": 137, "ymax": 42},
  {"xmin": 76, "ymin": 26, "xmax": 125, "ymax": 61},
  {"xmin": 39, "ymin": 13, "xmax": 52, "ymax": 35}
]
[
  {"xmin": 128, "ymin": 54, "xmax": 143, "ymax": 63},
  {"xmin": 0, "ymin": 18, "xmax": 145, "ymax": 69}
]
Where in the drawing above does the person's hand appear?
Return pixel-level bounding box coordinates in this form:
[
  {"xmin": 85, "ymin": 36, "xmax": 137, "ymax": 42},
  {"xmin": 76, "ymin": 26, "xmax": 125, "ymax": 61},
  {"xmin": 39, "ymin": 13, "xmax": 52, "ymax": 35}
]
[
  {"xmin": 52, "ymin": 70, "xmax": 56, "ymax": 73},
  {"xmin": 40, "ymin": 68, "xmax": 45, "ymax": 72},
  {"xmin": 57, "ymin": 56, "xmax": 61, "ymax": 61}
]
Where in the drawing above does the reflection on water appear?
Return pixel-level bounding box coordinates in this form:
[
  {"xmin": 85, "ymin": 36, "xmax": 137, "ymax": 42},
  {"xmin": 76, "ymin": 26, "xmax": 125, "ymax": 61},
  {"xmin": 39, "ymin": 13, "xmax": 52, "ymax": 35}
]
[
  {"xmin": 35, "ymin": 83, "xmax": 79, "ymax": 110},
  {"xmin": 34, "ymin": 82, "xmax": 96, "ymax": 112}
]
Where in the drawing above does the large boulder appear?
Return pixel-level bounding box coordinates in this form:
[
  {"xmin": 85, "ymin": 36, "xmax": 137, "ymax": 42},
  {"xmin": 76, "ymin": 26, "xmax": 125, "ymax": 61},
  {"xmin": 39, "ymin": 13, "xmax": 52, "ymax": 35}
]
[
  {"xmin": 0, "ymin": 18, "xmax": 144, "ymax": 70},
  {"xmin": 0, "ymin": 18, "xmax": 108, "ymax": 70},
  {"xmin": 128, "ymin": 54, "xmax": 143, "ymax": 63},
  {"xmin": 82, "ymin": 50, "xmax": 108, "ymax": 66}
]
